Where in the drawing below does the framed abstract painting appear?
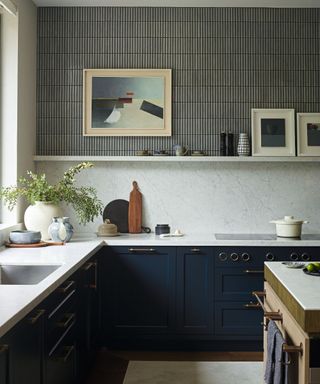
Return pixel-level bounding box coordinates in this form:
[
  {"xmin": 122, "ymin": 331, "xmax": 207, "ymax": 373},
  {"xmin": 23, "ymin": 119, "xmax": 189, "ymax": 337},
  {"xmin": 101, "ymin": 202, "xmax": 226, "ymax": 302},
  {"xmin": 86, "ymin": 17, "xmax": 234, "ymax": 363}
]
[
  {"xmin": 83, "ymin": 69, "xmax": 172, "ymax": 136},
  {"xmin": 297, "ymin": 113, "xmax": 320, "ymax": 156},
  {"xmin": 251, "ymin": 109, "xmax": 295, "ymax": 156}
]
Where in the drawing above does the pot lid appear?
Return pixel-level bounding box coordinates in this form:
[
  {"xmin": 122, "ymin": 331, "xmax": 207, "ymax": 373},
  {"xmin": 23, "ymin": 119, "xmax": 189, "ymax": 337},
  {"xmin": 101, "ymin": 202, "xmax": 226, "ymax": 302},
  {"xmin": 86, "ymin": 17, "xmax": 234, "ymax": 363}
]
[{"xmin": 271, "ymin": 216, "xmax": 306, "ymax": 225}]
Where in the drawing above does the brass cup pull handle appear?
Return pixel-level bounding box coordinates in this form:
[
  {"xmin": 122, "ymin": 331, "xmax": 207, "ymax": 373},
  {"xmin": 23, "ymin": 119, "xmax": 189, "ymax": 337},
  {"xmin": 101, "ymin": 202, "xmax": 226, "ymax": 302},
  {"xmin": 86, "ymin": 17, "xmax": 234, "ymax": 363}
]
[
  {"xmin": 56, "ymin": 313, "xmax": 75, "ymax": 328},
  {"xmin": 28, "ymin": 309, "xmax": 45, "ymax": 325},
  {"xmin": 244, "ymin": 270, "xmax": 264, "ymax": 274},
  {"xmin": 0, "ymin": 345, "xmax": 8, "ymax": 354},
  {"xmin": 129, "ymin": 248, "xmax": 155, "ymax": 253},
  {"xmin": 56, "ymin": 346, "xmax": 75, "ymax": 363},
  {"xmin": 57, "ymin": 280, "xmax": 75, "ymax": 294}
]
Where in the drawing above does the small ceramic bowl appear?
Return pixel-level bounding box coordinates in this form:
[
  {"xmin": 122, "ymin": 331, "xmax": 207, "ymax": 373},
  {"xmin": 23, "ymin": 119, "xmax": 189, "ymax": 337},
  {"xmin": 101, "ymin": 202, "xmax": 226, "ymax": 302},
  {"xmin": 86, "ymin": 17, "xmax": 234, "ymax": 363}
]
[{"xmin": 9, "ymin": 230, "xmax": 42, "ymax": 244}]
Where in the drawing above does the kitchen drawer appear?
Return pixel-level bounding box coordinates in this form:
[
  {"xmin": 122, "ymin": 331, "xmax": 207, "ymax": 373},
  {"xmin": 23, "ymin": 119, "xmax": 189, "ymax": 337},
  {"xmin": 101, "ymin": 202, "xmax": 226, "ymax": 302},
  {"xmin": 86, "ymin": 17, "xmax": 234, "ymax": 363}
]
[
  {"xmin": 47, "ymin": 309, "xmax": 77, "ymax": 354},
  {"xmin": 47, "ymin": 286, "xmax": 77, "ymax": 329},
  {"xmin": 45, "ymin": 334, "xmax": 76, "ymax": 384},
  {"xmin": 214, "ymin": 301, "xmax": 263, "ymax": 337},
  {"xmin": 215, "ymin": 267, "xmax": 264, "ymax": 301},
  {"xmin": 46, "ymin": 280, "xmax": 77, "ymax": 322}
]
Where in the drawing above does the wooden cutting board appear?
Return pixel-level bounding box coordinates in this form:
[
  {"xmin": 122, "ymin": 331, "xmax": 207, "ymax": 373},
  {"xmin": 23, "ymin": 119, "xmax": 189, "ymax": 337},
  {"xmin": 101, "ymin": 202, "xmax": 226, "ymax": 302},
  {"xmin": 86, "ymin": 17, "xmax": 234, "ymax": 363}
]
[{"xmin": 128, "ymin": 181, "xmax": 142, "ymax": 234}]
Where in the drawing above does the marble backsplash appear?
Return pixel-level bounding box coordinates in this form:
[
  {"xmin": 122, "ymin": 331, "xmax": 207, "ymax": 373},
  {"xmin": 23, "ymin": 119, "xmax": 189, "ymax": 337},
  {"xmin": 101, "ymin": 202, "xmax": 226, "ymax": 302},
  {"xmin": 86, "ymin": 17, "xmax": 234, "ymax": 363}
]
[{"xmin": 36, "ymin": 161, "xmax": 320, "ymax": 236}]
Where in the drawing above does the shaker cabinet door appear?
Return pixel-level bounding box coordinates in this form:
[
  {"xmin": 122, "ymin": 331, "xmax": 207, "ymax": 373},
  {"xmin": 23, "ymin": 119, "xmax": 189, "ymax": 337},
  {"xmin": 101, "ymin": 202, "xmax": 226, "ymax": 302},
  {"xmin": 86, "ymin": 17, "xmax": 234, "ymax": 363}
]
[
  {"xmin": 102, "ymin": 246, "xmax": 176, "ymax": 338},
  {"xmin": 176, "ymin": 247, "xmax": 213, "ymax": 334}
]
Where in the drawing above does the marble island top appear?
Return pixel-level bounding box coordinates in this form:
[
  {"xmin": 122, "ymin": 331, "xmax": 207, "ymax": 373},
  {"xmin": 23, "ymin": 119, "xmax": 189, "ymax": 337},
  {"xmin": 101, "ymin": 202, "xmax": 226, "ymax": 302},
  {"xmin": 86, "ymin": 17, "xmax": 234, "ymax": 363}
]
[{"xmin": 264, "ymin": 262, "xmax": 320, "ymax": 333}]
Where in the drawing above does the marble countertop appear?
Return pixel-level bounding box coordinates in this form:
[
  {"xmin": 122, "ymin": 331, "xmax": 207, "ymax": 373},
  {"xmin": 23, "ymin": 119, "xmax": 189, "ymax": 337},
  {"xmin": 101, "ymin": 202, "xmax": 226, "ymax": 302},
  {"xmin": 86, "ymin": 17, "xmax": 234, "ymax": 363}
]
[
  {"xmin": 92, "ymin": 232, "xmax": 320, "ymax": 247},
  {"xmin": 0, "ymin": 240, "xmax": 103, "ymax": 338},
  {"xmin": 265, "ymin": 262, "xmax": 320, "ymax": 311}
]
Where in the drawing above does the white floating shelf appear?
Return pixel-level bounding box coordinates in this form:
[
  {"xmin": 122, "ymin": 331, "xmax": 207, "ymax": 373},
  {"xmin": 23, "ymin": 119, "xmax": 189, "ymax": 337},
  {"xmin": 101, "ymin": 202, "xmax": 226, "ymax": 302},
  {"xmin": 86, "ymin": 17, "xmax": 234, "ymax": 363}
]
[{"xmin": 33, "ymin": 155, "xmax": 320, "ymax": 163}]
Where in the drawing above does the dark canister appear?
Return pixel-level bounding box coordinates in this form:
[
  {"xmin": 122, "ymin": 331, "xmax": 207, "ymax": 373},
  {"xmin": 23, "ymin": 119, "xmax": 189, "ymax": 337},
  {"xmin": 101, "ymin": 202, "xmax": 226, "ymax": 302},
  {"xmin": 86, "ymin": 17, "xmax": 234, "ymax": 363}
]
[
  {"xmin": 155, "ymin": 224, "xmax": 170, "ymax": 235},
  {"xmin": 220, "ymin": 132, "xmax": 226, "ymax": 156}
]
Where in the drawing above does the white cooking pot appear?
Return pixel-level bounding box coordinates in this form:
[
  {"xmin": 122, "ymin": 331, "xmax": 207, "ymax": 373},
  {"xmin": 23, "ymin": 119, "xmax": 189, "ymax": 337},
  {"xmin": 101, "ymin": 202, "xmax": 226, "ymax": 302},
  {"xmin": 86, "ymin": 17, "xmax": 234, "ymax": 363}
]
[{"xmin": 270, "ymin": 216, "xmax": 308, "ymax": 238}]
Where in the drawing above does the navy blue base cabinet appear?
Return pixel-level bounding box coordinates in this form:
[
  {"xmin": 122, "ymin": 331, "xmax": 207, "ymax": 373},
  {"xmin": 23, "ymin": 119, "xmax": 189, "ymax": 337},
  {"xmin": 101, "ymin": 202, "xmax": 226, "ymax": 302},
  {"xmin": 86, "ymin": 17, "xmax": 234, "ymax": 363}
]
[
  {"xmin": 176, "ymin": 247, "xmax": 213, "ymax": 335},
  {"xmin": 0, "ymin": 253, "xmax": 101, "ymax": 384},
  {"xmin": 102, "ymin": 246, "xmax": 176, "ymax": 341},
  {"xmin": 101, "ymin": 245, "xmax": 265, "ymax": 351},
  {"xmin": 0, "ymin": 307, "xmax": 44, "ymax": 384}
]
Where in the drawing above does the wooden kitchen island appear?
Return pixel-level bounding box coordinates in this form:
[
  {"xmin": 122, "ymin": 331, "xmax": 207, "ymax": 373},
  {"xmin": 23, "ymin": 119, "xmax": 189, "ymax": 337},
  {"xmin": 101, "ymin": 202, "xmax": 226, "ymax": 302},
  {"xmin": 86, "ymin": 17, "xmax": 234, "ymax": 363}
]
[{"xmin": 263, "ymin": 262, "xmax": 320, "ymax": 384}]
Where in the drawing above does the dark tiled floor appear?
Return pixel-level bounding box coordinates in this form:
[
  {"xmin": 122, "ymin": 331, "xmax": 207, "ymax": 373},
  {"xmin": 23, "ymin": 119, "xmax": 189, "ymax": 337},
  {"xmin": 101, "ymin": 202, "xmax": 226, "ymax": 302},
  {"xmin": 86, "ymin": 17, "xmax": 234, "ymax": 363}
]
[{"xmin": 85, "ymin": 350, "xmax": 263, "ymax": 384}]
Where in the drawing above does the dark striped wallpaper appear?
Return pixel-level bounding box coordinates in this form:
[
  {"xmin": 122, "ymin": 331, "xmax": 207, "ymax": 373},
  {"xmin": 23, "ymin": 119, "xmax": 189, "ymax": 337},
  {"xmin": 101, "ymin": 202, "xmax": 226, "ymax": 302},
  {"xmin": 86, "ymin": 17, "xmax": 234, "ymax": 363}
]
[{"xmin": 37, "ymin": 7, "xmax": 320, "ymax": 156}]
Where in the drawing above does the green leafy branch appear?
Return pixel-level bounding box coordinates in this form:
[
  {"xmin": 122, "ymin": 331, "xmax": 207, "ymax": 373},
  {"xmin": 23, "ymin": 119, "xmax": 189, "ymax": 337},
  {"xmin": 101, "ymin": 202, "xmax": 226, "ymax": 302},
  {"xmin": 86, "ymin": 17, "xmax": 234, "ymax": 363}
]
[{"xmin": 0, "ymin": 162, "xmax": 103, "ymax": 225}]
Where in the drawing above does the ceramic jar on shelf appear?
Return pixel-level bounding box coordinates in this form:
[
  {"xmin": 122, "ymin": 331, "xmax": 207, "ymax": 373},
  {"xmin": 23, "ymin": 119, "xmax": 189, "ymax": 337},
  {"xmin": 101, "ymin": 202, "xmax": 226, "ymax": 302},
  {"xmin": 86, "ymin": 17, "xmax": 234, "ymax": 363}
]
[{"xmin": 237, "ymin": 133, "xmax": 250, "ymax": 157}]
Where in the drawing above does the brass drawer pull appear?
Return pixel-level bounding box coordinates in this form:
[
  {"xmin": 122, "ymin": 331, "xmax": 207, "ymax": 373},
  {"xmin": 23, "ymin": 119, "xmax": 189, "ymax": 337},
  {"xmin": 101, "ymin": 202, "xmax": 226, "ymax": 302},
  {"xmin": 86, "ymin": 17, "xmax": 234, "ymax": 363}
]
[
  {"xmin": 57, "ymin": 280, "xmax": 75, "ymax": 294},
  {"xmin": 244, "ymin": 302, "xmax": 261, "ymax": 309},
  {"xmin": 56, "ymin": 346, "xmax": 75, "ymax": 363},
  {"xmin": 128, "ymin": 248, "xmax": 155, "ymax": 253},
  {"xmin": 28, "ymin": 309, "xmax": 45, "ymax": 325},
  {"xmin": 56, "ymin": 313, "xmax": 75, "ymax": 328},
  {"xmin": 82, "ymin": 262, "xmax": 94, "ymax": 271},
  {"xmin": 0, "ymin": 345, "xmax": 8, "ymax": 354},
  {"xmin": 244, "ymin": 270, "xmax": 264, "ymax": 274},
  {"xmin": 252, "ymin": 290, "xmax": 283, "ymax": 325}
]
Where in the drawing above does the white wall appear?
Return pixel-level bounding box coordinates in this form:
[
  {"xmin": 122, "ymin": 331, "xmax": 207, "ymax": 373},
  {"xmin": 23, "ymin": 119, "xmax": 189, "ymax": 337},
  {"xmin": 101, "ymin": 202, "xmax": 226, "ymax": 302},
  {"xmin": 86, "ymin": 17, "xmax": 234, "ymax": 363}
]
[
  {"xmin": 36, "ymin": 161, "xmax": 320, "ymax": 235},
  {"xmin": 0, "ymin": 0, "xmax": 37, "ymax": 223}
]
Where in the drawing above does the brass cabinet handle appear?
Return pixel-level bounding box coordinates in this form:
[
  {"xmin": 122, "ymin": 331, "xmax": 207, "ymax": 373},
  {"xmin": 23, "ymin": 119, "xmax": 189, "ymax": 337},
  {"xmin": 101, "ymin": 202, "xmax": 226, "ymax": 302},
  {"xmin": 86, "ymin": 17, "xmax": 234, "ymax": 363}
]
[
  {"xmin": 82, "ymin": 262, "xmax": 94, "ymax": 271},
  {"xmin": 57, "ymin": 280, "xmax": 75, "ymax": 294},
  {"xmin": 55, "ymin": 346, "xmax": 75, "ymax": 363},
  {"xmin": 244, "ymin": 302, "xmax": 261, "ymax": 309},
  {"xmin": 244, "ymin": 270, "xmax": 264, "ymax": 274},
  {"xmin": 56, "ymin": 313, "xmax": 75, "ymax": 328},
  {"xmin": 89, "ymin": 262, "xmax": 98, "ymax": 290},
  {"xmin": 128, "ymin": 248, "xmax": 156, "ymax": 253},
  {"xmin": 28, "ymin": 309, "xmax": 45, "ymax": 325},
  {"xmin": 0, "ymin": 345, "xmax": 8, "ymax": 354}
]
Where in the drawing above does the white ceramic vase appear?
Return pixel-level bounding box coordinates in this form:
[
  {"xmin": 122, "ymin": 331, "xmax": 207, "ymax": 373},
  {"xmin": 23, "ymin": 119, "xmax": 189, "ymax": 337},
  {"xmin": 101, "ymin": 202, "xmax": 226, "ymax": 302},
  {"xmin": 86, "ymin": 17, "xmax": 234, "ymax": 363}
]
[
  {"xmin": 237, "ymin": 133, "xmax": 250, "ymax": 157},
  {"xmin": 24, "ymin": 201, "xmax": 63, "ymax": 240}
]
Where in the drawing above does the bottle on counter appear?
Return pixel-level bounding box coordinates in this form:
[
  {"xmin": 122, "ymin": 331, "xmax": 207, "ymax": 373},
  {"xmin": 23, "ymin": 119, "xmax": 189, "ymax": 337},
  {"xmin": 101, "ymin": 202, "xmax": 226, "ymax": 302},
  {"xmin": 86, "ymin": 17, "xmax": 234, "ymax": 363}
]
[{"xmin": 226, "ymin": 133, "xmax": 234, "ymax": 156}]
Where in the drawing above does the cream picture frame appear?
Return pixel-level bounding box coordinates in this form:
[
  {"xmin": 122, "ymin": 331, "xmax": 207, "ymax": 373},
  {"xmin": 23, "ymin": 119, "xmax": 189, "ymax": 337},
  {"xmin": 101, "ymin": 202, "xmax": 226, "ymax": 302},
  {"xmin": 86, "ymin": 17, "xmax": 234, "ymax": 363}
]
[
  {"xmin": 251, "ymin": 109, "xmax": 295, "ymax": 157},
  {"xmin": 297, "ymin": 113, "xmax": 320, "ymax": 157},
  {"xmin": 83, "ymin": 69, "xmax": 172, "ymax": 137}
]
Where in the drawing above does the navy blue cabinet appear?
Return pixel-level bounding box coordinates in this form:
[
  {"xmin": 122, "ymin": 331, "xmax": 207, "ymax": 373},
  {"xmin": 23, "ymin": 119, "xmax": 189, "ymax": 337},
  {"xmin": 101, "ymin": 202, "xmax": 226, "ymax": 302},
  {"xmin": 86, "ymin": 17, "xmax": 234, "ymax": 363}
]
[
  {"xmin": 215, "ymin": 267, "xmax": 264, "ymax": 301},
  {"xmin": 78, "ymin": 252, "xmax": 101, "ymax": 380},
  {"xmin": 0, "ymin": 343, "xmax": 8, "ymax": 384},
  {"xmin": 43, "ymin": 277, "xmax": 78, "ymax": 384},
  {"xmin": 102, "ymin": 246, "xmax": 176, "ymax": 340},
  {"xmin": 0, "ymin": 307, "xmax": 44, "ymax": 384},
  {"xmin": 214, "ymin": 302, "xmax": 262, "ymax": 338},
  {"xmin": 176, "ymin": 247, "xmax": 213, "ymax": 334}
]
